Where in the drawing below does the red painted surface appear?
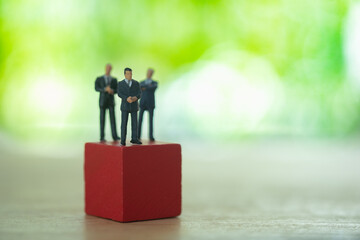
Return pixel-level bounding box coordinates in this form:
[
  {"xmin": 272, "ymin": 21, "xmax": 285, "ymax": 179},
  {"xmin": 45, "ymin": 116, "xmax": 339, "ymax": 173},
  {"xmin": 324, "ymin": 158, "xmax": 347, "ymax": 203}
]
[{"xmin": 84, "ymin": 141, "xmax": 182, "ymax": 222}]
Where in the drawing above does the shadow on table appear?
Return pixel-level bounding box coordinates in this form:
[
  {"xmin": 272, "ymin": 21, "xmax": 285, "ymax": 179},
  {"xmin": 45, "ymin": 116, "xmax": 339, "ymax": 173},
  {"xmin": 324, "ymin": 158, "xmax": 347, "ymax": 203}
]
[{"xmin": 83, "ymin": 215, "xmax": 181, "ymax": 240}]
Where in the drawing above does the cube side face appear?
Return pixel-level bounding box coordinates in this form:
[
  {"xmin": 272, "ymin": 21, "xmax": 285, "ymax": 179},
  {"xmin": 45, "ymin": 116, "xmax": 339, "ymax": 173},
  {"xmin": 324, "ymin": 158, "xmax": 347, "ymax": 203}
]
[
  {"xmin": 84, "ymin": 143, "xmax": 124, "ymax": 221},
  {"xmin": 122, "ymin": 144, "xmax": 182, "ymax": 222}
]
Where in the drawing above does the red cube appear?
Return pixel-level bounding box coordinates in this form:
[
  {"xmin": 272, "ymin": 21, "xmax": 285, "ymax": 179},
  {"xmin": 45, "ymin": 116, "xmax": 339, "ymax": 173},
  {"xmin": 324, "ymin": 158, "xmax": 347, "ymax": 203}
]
[{"xmin": 84, "ymin": 141, "xmax": 182, "ymax": 222}]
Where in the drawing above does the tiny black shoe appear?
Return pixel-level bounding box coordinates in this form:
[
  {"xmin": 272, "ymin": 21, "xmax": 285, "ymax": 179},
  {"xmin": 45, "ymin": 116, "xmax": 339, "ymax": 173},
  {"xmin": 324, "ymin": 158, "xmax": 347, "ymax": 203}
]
[
  {"xmin": 120, "ymin": 141, "xmax": 126, "ymax": 146},
  {"xmin": 100, "ymin": 138, "xmax": 106, "ymax": 142},
  {"xmin": 113, "ymin": 137, "xmax": 120, "ymax": 141},
  {"xmin": 130, "ymin": 139, "xmax": 142, "ymax": 144},
  {"xmin": 150, "ymin": 138, "xmax": 155, "ymax": 142}
]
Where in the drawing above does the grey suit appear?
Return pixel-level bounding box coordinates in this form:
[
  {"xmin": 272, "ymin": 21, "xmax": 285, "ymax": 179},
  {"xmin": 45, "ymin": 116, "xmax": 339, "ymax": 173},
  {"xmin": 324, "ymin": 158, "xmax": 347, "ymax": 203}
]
[
  {"xmin": 138, "ymin": 79, "xmax": 158, "ymax": 139},
  {"xmin": 117, "ymin": 79, "xmax": 141, "ymax": 141},
  {"xmin": 95, "ymin": 76, "xmax": 119, "ymax": 140}
]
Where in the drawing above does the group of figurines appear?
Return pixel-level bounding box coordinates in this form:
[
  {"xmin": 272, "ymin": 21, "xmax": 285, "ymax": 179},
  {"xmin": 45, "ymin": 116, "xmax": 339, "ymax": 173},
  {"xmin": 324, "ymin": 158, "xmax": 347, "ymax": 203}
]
[{"xmin": 95, "ymin": 64, "xmax": 158, "ymax": 146}]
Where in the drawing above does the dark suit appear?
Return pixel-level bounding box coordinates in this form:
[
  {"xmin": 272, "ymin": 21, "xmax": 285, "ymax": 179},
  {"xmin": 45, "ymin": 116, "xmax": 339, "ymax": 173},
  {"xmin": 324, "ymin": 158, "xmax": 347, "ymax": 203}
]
[
  {"xmin": 138, "ymin": 79, "xmax": 158, "ymax": 139},
  {"xmin": 95, "ymin": 75, "xmax": 119, "ymax": 140},
  {"xmin": 117, "ymin": 79, "xmax": 141, "ymax": 141}
]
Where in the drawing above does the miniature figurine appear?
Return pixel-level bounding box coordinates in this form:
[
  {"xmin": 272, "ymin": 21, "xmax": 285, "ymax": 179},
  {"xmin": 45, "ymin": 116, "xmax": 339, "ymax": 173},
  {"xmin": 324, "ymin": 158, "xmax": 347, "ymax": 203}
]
[
  {"xmin": 138, "ymin": 68, "xmax": 158, "ymax": 141},
  {"xmin": 117, "ymin": 68, "xmax": 142, "ymax": 146},
  {"xmin": 95, "ymin": 63, "xmax": 120, "ymax": 142}
]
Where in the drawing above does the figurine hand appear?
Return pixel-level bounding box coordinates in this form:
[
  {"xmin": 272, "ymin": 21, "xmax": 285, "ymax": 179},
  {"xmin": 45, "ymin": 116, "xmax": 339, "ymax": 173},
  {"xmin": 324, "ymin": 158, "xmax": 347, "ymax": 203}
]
[
  {"xmin": 127, "ymin": 97, "xmax": 133, "ymax": 103},
  {"xmin": 131, "ymin": 96, "xmax": 138, "ymax": 101},
  {"xmin": 108, "ymin": 89, "xmax": 114, "ymax": 95},
  {"xmin": 105, "ymin": 86, "xmax": 111, "ymax": 93}
]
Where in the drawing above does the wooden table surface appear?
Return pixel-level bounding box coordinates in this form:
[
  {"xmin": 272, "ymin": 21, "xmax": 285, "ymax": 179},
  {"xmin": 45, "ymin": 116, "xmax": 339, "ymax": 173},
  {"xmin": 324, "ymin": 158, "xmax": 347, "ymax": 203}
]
[{"xmin": 1, "ymin": 139, "xmax": 360, "ymax": 239}]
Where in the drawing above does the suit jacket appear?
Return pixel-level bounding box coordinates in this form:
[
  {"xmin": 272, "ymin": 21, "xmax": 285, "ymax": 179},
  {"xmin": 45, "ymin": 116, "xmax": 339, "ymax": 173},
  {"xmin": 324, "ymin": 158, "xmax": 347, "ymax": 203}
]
[
  {"xmin": 117, "ymin": 79, "xmax": 141, "ymax": 112},
  {"xmin": 95, "ymin": 75, "xmax": 118, "ymax": 108},
  {"xmin": 139, "ymin": 79, "xmax": 158, "ymax": 109}
]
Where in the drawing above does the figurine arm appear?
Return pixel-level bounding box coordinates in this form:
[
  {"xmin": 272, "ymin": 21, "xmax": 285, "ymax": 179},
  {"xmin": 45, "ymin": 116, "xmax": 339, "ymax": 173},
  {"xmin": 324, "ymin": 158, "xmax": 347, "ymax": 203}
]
[
  {"xmin": 130, "ymin": 82, "xmax": 141, "ymax": 102},
  {"xmin": 140, "ymin": 82, "xmax": 146, "ymax": 91},
  {"xmin": 142, "ymin": 81, "xmax": 158, "ymax": 91},
  {"xmin": 111, "ymin": 78, "xmax": 118, "ymax": 94},
  {"xmin": 148, "ymin": 82, "xmax": 158, "ymax": 90},
  {"xmin": 95, "ymin": 78, "xmax": 106, "ymax": 92},
  {"xmin": 117, "ymin": 83, "xmax": 128, "ymax": 99},
  {"xmin": 110, "ymin": 78, "xmax": 117, "ymax": 94},
  {"xmin": 135, "ymin": 82, "xmax": 141, "ymax": 99}
]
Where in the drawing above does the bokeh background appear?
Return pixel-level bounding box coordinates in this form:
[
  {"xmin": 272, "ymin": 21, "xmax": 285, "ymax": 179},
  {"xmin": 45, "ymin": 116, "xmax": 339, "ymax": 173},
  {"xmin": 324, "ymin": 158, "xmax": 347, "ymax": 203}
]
[
  {"xmin": 1, "ymin": 0, "xmax": 360, "ymax": 149},
  {"xmin": 1, "ymin": 1, "xmax": 360, "ymax": 239}
]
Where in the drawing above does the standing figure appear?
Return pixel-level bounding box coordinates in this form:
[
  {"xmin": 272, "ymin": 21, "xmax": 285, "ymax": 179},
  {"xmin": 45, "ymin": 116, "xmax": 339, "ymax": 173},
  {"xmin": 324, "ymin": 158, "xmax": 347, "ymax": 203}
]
[
  {"xmin": 138, "ymin": 68, "xmax": 158, "ymax": 141},
  {"xmin": 95, "ymin": 63, "xmax": 120, "ymax": 142},
  {"xmin": 117, "ymin": 68, "xmax": 142, "ymax": 146}
]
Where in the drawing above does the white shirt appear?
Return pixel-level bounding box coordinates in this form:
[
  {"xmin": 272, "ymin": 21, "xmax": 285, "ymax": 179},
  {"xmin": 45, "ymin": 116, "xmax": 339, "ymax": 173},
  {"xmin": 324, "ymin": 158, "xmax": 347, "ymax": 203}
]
[
  {"xmin": 145, "ymin": 78, "xmax": 152, "ymax": 85},
  {"xmin": 104, "ymin": 75, "xmax": 111, "ymax": 85},
  {"xmin": 125, "ymin": 78, "xmax": 132, "ymax": 87}
]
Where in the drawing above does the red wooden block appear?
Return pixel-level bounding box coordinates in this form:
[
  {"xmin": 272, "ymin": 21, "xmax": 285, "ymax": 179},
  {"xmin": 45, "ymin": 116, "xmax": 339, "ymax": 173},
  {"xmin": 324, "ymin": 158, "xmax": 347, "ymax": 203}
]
[{"xmin": 84, "ymin": 141, "xmax": 182, "ymax": 222}]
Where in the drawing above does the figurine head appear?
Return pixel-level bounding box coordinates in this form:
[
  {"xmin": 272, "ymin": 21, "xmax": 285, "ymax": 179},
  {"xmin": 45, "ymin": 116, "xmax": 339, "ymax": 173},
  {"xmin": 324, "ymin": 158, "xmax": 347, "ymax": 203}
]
[
  {"xmin": 105, "ymin": 64, "xmax": 112, "ymax": 75},
  {"xmin": 147, "ymin": 68, "xmax": 154, "ymax": 79},
  {"xmin": 124, "ymin": 67, "xmax": 132, "ymax": 80}
]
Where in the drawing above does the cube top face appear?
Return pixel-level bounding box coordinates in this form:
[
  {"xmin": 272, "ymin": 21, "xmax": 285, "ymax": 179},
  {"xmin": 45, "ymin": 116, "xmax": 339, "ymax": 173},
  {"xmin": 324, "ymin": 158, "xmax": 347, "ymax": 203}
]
[{"xmin": 84, "ymin": 141, "xmax": 182, "ymax": 222}]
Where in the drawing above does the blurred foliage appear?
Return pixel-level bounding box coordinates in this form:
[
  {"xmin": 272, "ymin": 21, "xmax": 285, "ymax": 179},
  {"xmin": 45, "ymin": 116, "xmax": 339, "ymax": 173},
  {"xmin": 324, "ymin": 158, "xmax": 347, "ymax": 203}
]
[{"xmin": 0, "ymin": 0, "xmax": 359, "ymax": 140}]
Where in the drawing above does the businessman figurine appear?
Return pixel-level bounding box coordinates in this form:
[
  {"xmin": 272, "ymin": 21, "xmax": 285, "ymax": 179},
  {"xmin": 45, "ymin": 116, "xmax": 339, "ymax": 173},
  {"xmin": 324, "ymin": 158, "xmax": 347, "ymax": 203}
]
[
  {"xmin": 117, "ymin": 68, "xmax": 142, "ymax": 146},
  {"xmin": 95, "ymin": 63, "xmax": 120, "ymax": 142},
  {"xmin": 138, "ymin": 68, "xmax": 158, "ymax": 141}
]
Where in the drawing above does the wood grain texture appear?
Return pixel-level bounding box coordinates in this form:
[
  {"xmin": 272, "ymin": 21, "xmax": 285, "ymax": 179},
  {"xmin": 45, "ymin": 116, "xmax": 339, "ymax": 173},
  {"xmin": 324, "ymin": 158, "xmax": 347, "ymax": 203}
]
[{"xmin": 1, "ymin": 140, "xmax": 360, "ymax": 239}]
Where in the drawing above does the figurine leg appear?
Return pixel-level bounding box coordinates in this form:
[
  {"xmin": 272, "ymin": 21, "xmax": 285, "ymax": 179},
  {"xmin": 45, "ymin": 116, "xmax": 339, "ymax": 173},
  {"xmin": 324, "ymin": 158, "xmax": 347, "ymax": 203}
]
[
  {"xmin": 121, "ymin": 111, "xmax": 129, "ymax": 143},
  {"xmin": 149, "ymin": 108, "xmax": 154, "ymax": 140},
  {"xmin": 109, "ymin": 106, "xmax": 119, "ymax": 140},
  {"xmin": 100, "ymin": 107, "xmax": 106, "ymax": 141},
  {"xmin": 130, "ymin": 111, "xmax": 138, "ymax": 141},
  {"xmin": 138, "ymin": 108, "xmax": 145, "ymax": 139}
]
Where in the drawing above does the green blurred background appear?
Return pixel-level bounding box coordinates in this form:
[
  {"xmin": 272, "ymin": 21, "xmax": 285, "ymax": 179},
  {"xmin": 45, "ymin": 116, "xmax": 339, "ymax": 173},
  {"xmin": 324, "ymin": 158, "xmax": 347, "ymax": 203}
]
[
  {"xmin": 1, "ymin": 0, "xmax": 360, "ymax": 146},
  {"xmin": 2, "ymin": 2, "xmax": 360, "ymax": 238}
]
